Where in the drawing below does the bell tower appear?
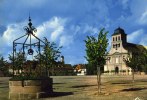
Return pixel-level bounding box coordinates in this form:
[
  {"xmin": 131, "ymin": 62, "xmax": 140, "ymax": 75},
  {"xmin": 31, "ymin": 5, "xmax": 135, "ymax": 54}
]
[{"xmin": 111, "ymin": 27, "xmax": 127, "ymax": 51}]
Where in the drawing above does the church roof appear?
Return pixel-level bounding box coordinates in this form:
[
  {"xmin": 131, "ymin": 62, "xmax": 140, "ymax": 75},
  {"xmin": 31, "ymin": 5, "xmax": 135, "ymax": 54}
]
[
  {"xmin": 124, "ymin": 43, "xmax": 147, "ymax": 53},
  {"xmin": 112, "ymin": 27, "xmax": 127, "ymax": 36}
]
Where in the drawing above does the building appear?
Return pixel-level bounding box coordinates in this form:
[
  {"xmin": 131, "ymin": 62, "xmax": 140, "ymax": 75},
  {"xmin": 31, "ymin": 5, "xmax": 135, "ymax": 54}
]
[
  {"xmin": 104, "ymin": 27, "xmax": 147, "ymax": 75},
  {"xmin": 74, "ymin": 64, "xmax": 87, "ymax": 75}
]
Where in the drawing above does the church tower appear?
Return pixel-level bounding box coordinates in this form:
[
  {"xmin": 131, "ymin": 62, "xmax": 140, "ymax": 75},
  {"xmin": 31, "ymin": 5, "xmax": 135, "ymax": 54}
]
[
  {"xmin": 105, "ymin": 27, "xmax": 129, "ymax": 74},
  {"xmin": 111, "ymin": 27, "xmax": 127, "ymax": 52}
]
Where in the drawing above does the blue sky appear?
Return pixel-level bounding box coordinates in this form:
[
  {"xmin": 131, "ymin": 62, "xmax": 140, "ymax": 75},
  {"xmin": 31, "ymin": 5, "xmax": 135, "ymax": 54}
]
[{"xmin": 0, "ymin": 0, "xmax": 147, "ymax": 65}]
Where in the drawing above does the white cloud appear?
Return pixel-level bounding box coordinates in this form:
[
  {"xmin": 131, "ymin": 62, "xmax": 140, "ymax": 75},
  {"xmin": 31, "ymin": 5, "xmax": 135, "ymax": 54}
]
[
  {"xmin": 36, "ymin": 17, "xmax": 66, "ymax": 41},
  {"xmin": 139, "ymin": 10, "xmax": 147, "ymax": 25},
  {"xmin": 128, "ymin": 0, "xmax": 147, "ymax": 25},
  {"xmin": 51, "ymin": 26, "xmax": 64, "ymax": 41},
  {"xmin": 139, "ymin": 35, "xmax": 147, "ymax": 46},
  {"xmin": 1, "ymin": 22, "xmax": 26, "ymax": 46},
  {"xmin": 127, "ymin": 29, "xmax": 144, "ymax": 43},
  {"xmin": 0, "ymin": 17, "xmax": 68, "ymax": 60},
  {"xmin": 83, "ymin": 24, "xmax": 98, "ymax": 35},
  {"xmin": 0, "ymin": 16, "xmax": 67, "ymax": 48},
  {"xmin": 127, "ymin": 29, "xmax": 147, "ymax": 46},
  {"xmin": 59, "ymin": 35, "xmax": 73, "ymax": 47},
  {"xmin": 64, "ymin": 55, "xmax": 85, "ymax": 65}
]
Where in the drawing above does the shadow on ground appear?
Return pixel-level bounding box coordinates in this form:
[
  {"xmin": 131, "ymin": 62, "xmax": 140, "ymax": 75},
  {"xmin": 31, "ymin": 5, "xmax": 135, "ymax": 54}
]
[
  {"xmin": 53, "ymin": 83, "xmax": 65, "ymax": 85},
  {"xmin": 48, "ymin": 92, "xmax": 73, "ymax": 97},
  {"xmin": 121, "ymin": 87, "xmax": 147, "ymax": 92},
  {"xmin": 139, "ymin": 80, "xmax": 147, "ymax": 82},
  {"xmin": 111, "ymin": 81, "xmax": 131, "ymax": 84},
  {"xmin": 71, "ymin": 85, "xmax": 96, "ymax": 88}
]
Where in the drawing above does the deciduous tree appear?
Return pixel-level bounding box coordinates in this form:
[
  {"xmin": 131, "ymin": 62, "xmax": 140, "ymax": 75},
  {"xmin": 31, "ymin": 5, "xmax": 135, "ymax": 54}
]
[
  {"xmin": 85, "ymin": 28, "xmax": 108, "ymax": 94},
  {"xmin": 0, "ymin": 56, "xmax": 8, "ymax": 76},
  {"xmin": 9, "ymin": 52, "xmax": 26, "ymax": 75},
  {"xmin": 35, "ymin": 38, "xmax": 62, "ymax": 76}
]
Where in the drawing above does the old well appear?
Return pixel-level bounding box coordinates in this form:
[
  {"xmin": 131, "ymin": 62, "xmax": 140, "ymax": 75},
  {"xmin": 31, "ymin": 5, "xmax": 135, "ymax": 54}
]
[{"xmin": 9, "ymin": 16, "xmax": 53, "ymax": 99}]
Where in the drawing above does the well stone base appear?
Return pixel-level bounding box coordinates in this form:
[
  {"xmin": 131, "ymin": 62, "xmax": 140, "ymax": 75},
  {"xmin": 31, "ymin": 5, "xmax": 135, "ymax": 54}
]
[{"xmin": 9, "ymin": 78, "xmax": 53, "ymax": 99}]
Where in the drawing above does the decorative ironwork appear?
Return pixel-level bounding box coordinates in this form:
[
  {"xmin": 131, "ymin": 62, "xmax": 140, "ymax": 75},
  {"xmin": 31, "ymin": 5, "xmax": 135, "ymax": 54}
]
[{"xmin": 12, "ymin": 16, "xmax": 48, "ymax": 77}]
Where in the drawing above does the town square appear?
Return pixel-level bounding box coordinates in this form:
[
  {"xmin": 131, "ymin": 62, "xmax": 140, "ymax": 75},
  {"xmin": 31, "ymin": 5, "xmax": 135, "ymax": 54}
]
[{"xmin": 0, "ymin": 0, "xmax": 147, "ymax": 100}]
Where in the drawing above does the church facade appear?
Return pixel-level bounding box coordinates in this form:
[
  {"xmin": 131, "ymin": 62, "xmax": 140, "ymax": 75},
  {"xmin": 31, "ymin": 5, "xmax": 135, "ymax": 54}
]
[{"xmin": 104, "ymin": 27, "xmax": 147, "ymax": 75}]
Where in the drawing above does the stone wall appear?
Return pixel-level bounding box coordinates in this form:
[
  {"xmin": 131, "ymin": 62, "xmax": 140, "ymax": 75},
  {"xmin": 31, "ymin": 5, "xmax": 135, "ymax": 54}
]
[{"xmin": 9, "ymin": 78, "xmax": 53, "ymax": 99}]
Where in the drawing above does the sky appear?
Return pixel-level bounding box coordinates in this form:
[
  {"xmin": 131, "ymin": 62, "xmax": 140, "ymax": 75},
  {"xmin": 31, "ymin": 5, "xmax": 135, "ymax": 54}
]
[{"xmin": 0, "ymin": 0, "xmax": 147, "ymax": 65}]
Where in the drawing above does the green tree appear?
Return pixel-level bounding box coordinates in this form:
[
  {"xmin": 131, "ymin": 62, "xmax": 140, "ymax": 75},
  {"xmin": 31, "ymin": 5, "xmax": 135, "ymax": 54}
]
[
  {"xmin": 144, "ymin": 51, "xmax": 147, "ymax": 73},
  {"xmin": 85, "ymin": 28, "xmax": 108, "ymax": 94},
  {"xmin": 0, "ymin": 56, "xmax": 8, "ymax": 76},
  {"xmin": 35, "ymin": 38, "xmax": 62, "ymax": 76},
  {"xmin": 140, "ymin": 49, "xmax": 147, "ymax": 74},
  {"xmin": 123, "ymin": 51, "xmax": 146, "ymax": 84},
  {"xmin": 9, "ymin": 52, "xmax": 26, "ymax": 75}
]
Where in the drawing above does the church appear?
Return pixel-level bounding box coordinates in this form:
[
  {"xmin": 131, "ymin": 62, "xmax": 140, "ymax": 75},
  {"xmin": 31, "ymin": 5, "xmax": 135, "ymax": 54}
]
[{"xmin": 104, "ymin": 27, "xmax": 147, "ymax": 75}]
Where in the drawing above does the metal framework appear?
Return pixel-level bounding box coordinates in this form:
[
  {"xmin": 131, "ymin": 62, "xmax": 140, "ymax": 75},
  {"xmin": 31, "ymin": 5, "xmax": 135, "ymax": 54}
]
[{"xmin": 12, "ymin": 17, "xmax": 47, "ymax": 76}]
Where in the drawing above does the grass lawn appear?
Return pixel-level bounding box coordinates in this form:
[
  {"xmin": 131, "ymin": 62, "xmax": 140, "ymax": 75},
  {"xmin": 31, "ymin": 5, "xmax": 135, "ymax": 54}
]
[{"xmin": 0, "ymin": 75, "xmax": 147, "ymax": 100}]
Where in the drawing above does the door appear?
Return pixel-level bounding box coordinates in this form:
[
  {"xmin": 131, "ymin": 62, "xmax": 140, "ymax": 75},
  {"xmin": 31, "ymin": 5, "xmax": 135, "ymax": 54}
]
[{"xmin": 115, "ymin": 66, "xmax": 119, "ymax": 74}]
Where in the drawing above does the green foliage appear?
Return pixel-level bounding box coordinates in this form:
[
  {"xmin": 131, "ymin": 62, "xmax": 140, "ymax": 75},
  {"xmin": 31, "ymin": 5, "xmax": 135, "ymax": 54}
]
[
  {"xmin": 120, "ymin": 70, "xmax": 126, "ymax": 73},
  {"xmin": 141, "ymin": 50, "xmax": 147, "ymax": 73},
  {"xmin": 9, "ymin": 74, "xmax": 49, "ymax": 81},
  {"xmin": 85, "ymin": 63, "xmax": 97, "ymax": 75},
  {"xmin": 35, "ymin": 38, "xmax": 62, "ymax": 68},
  {"xmin": 84, "ymin": 28, "xmax": 108, "ymax": 74},
  {"xmin": 111, "ymin": 70, "xmax": 115, "ymax": 73},
  {"xmin": 0, "ymin": 56, "xmax": 9, "ymax": 76},
  {"xmin": 9, "ymin": 52, "xmax": 26, "ymax": 70},
  {"xmin": 104, "ymin": 71, "xmax": 109, "ymax": 73},
  {"xmin": 123, "ymin": 49, "xmax": 147, "ymax": 83},
  {"xmin": 123, "ymin": 51, "xmax": 147, "ymax": 71}
]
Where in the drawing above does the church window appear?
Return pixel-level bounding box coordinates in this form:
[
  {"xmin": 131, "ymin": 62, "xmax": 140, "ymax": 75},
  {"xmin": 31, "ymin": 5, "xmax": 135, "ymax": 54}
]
[
  {"xmin": 113, "ymin": 37, "xmax": 114, "ymax": 41},
  {"xmin": 118, "ymin": 36, "xmax": 120, "ymax": 40},
  {"xmin": 113, "ymin": 44, "xmax": 115, "ymax": 48},
  {"xmin": 109, "ymin": 57, "xmax": 111, "ymax": 63},
  {"xmin": 117, "ymin": 43, "xmax": 120, "ymax": 47},
  {"xmin": 116, "ymin": 37, "xmax": 117, "ymax": 41},
  {"xmin": 116, "ymin": 57, "xmax": 119, "ymax": 63}
]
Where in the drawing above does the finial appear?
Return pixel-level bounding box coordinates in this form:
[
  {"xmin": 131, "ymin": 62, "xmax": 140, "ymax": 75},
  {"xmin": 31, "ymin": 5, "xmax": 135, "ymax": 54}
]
[
  {"xmin": 24, "ymin": 15, "xmax": 37, "ymax": 34},
  {"xmin": 29, "ymin": 13, "xmax": 31, "ymax": 21},
  {"xmin": 28, "ymin": 14, "xmax": 32, "ymax": 28},
  {"xmin": 29, "ymin": 16, "xmax": 31, "ymax": 22}
]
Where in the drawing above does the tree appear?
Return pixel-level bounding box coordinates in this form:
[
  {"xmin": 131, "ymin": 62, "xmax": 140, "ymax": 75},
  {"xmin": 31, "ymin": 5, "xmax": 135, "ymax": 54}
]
[
  {"xmin": 123, "ymin": 50, "xmax": 146, "ymax": 85},
  {"xmin": 140, "ymin": 49, "xmax": 147, "ymax": 74},
  {"xmin": 85, "ymin": 28, "xmax": 108, "ymax": 94},
  {"xmin": 9, "ymin": 52, "xmax": 26, "ymax": 75},
  {"xmin": 0, "ymin": 56, "xmax": 8, "ymax": 76},
  {"xmin": 35, "ymin": 38, "xmax": 62, "ymax": 76}
]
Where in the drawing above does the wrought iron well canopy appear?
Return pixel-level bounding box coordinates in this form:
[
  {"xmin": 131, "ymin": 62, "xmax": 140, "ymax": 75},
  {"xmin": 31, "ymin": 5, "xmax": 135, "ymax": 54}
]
[{"xmin": 12, "ymin": 16, "xmax": 48, "ymax": 76}]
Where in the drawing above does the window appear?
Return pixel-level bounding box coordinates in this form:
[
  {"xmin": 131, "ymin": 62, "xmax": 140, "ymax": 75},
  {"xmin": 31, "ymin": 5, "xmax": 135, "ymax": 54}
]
[
  {"xmin": 116, "ymin": 57, "xmax": 119, "ymax": 63},
  {"xmin": 113, "ymin": 37, "xmax": 114, "ymax": 41},
  {"xmin": 118, "ymin": 36, "xmax": 120, "ymax": 40},
  {"xmin": 109, "ymin": 57, "xmax": 111, "ymax": 63},
  {"xmin": 113, "ymin": 44, "xmax": 115, "ymax": 48},
  {"xmin": 117, "ymin": 43, "xmax": 120, "ymax": 47},
  {"xmin": 116, "ymin": 37, "xmax": 117, "ymax": 41}
]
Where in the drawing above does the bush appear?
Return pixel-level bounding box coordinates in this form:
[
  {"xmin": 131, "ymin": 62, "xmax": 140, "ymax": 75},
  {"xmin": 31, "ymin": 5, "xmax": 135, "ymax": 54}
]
[
  {"xmin": 9, "ymin": 74, "xmax": 49, "ymax": 81},
  {"xmin": 104, "ymin": 71, "xmax": 109, "ymax": 73},
  {"xmin": 111, "ymin": 70, "xmax": 115, "ymax": 73},
  {"xmin": 120, "ymin": 70, "xmax": 126, "ymax": 73}
]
